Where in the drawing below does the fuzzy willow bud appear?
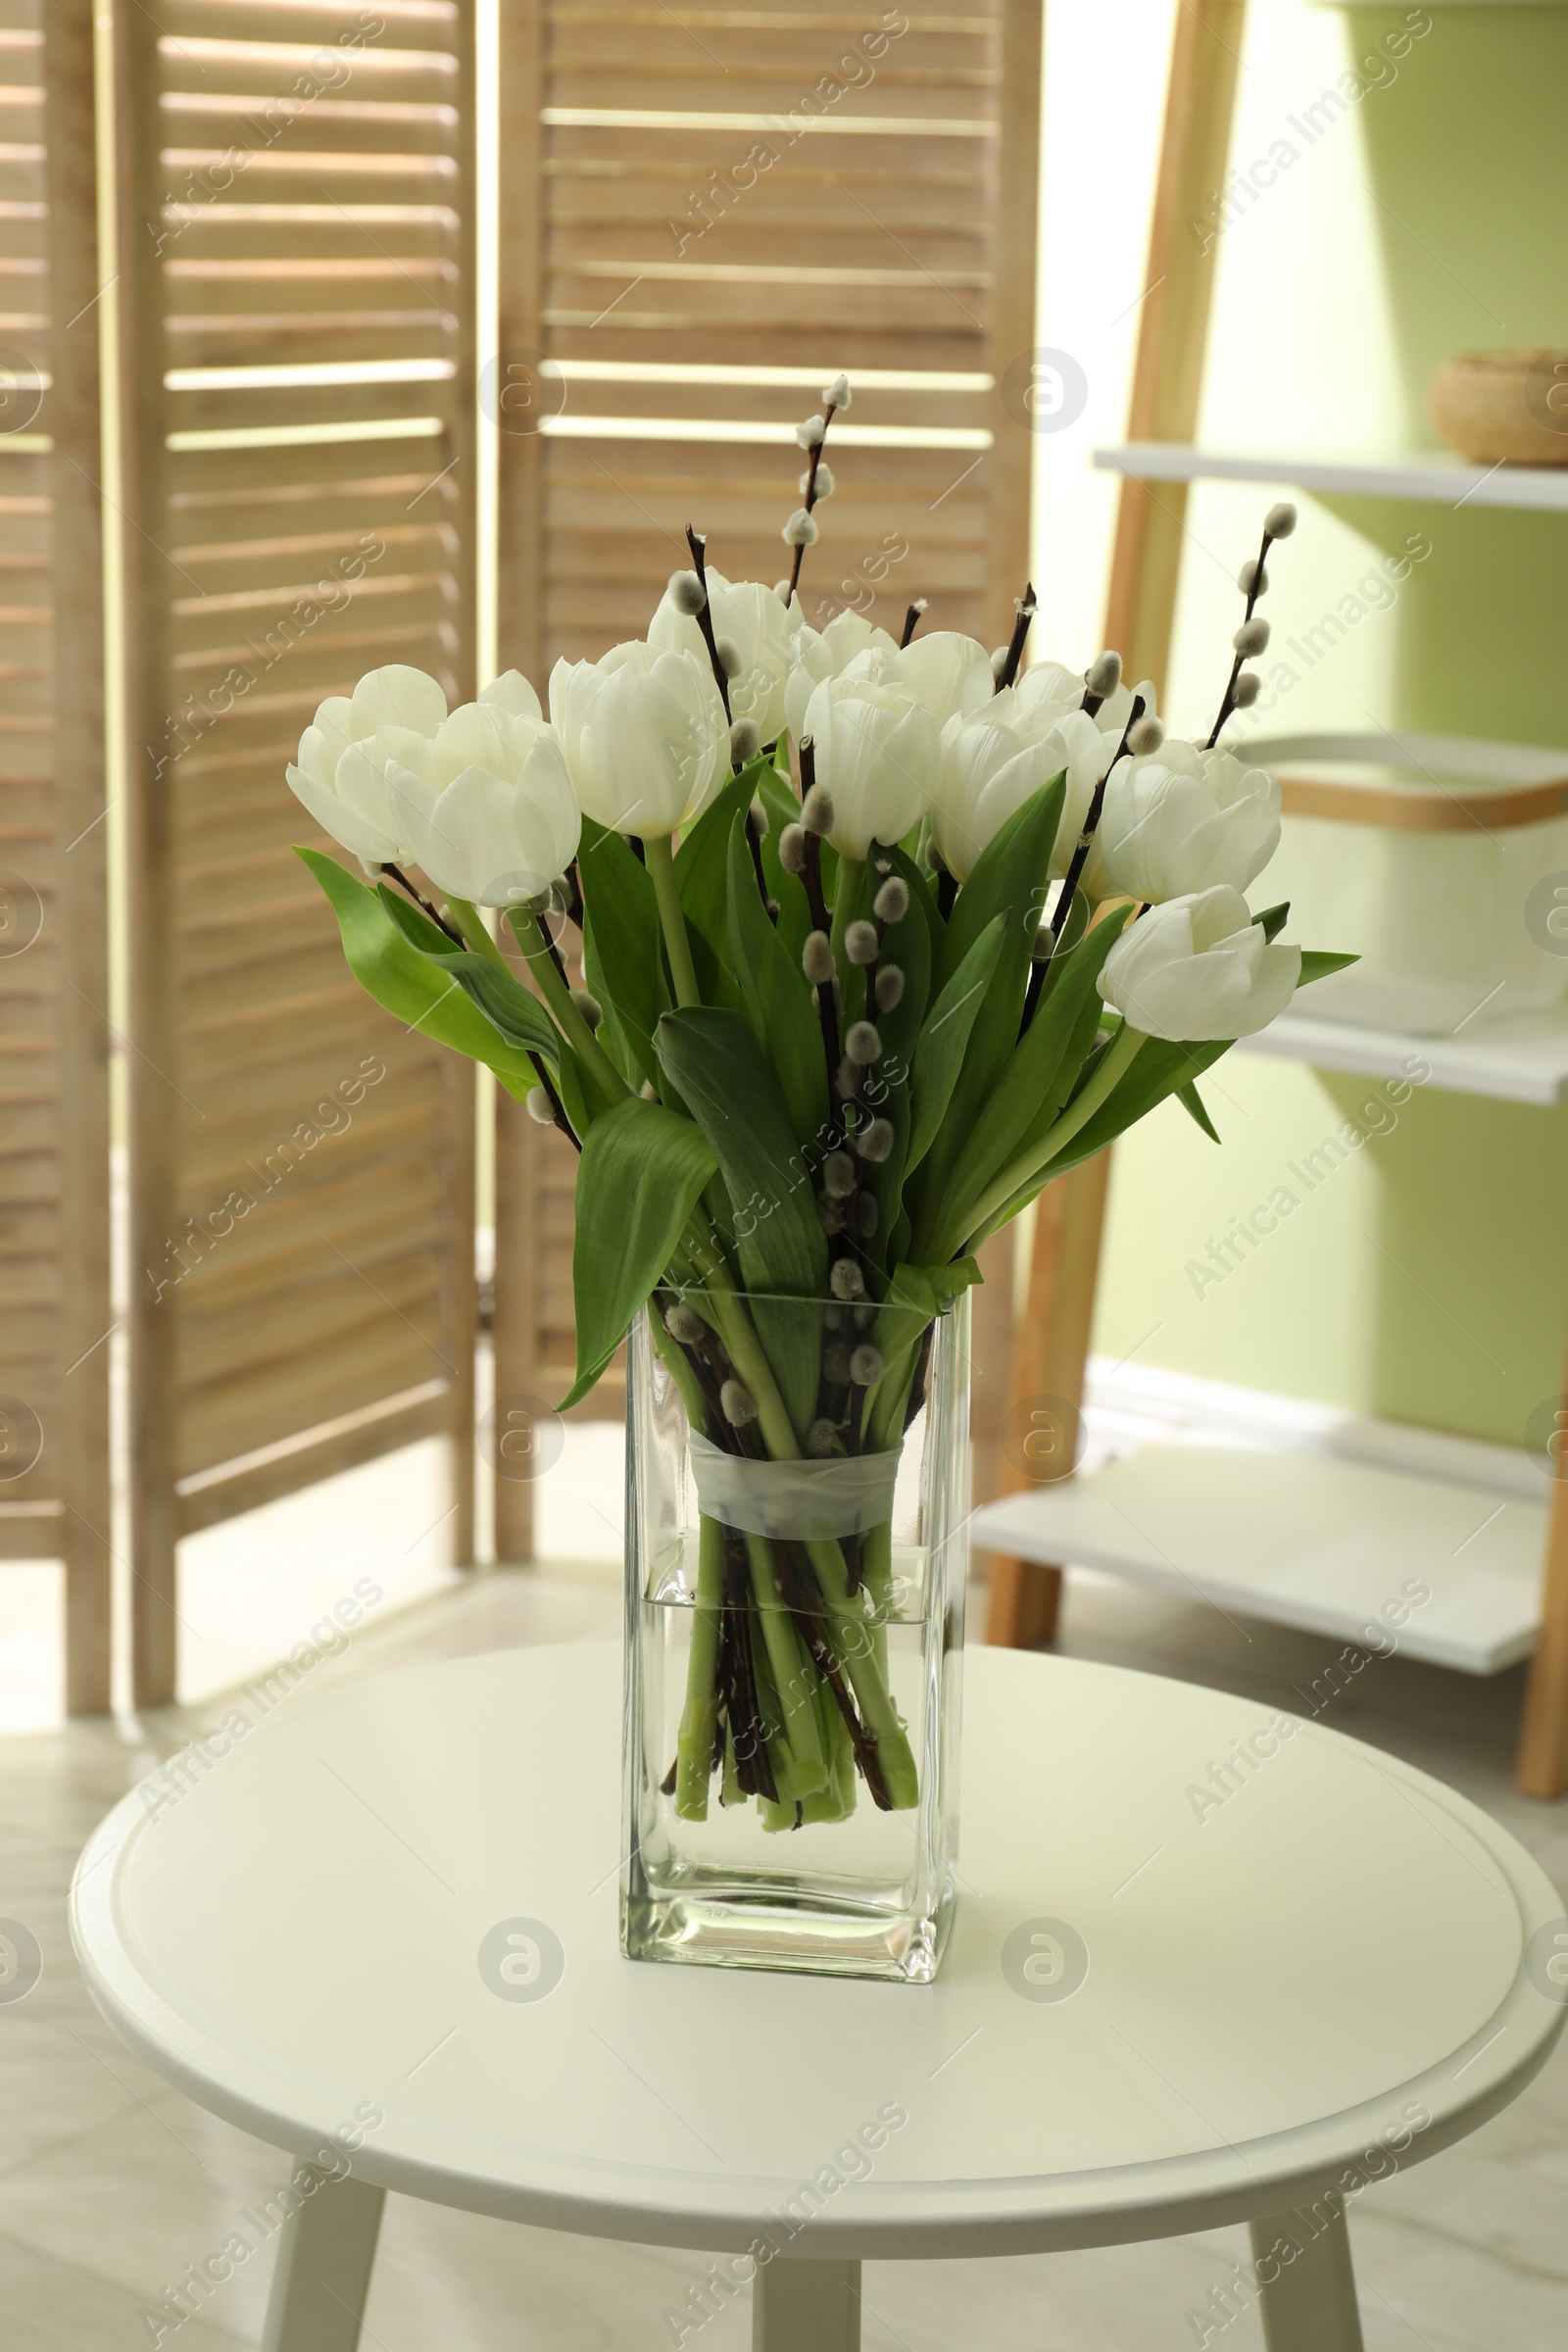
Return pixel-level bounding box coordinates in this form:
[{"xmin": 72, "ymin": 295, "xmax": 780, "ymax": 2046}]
[
  {"xmin": 720, "ymin": 1379, "xmax": 758, "ymax": 1428},
  {"xmin": 1233, "ymin": 617, "xmax": 1270, "ymax": 658},
  {"xmin": 810, "ymin": 463, "xmax": 835, "ymax": 500},
  {"xmin": 844, "ymin": 919, "xmax": 879, "ymax": 966},
  {"xmin": 1239, "ymin": 557, "xmax": 1269, "ymax": 598},
  {"xmin": 855, "ymin": 1192, "xmax": 878, "ymax": 1238},
  {"xmin": 1232, "ymin": 670, "xmax": 1262, "ymax": 710},
  {"xmin": 782, "ymin": 509, "xmax": 819, "ymax": 547},
  {"xmin": 1128, "ymin": 715, "xmax": 1164, "ymax": 757},
  {"xmin": 667, "ymin": 567, "xmax": 706, "ymax": 615},
  {"xmin": 801, "ymin": 783, "xmax": 835, "ymax": 836},
  {"xmin": 821, "ymin": 1150, "xmax": 857, "ymax": 1200},
  {"xmin": 663, "ymin": 1302, "xmax": 704, "ymax": 1344},
  {"xmin": 806, "ymin": 1417, "xmax": 838, "ymax": 1456},
  {"xmin": 802, "ymin": 930, "xmax": 835, "ymax": 985},
  {"xmin": 850, "ymin": 1344, "xmax": 884, "ymax": 1387},
  {"xmin": 1264, "ymin": 501, "xmax": 1298, "ymax": 540},
  {"xmin": 795, "ymin": 414, "xmax": 826, "ymax": 450},
  {"xmin": 731, "ymin": 719, "xmax": 761, "ymax": 768},
  {"xmin": 845, "ymin": 1020, "xmax": 881, "ymax": 1065},
  {"xmin": 778, "ymin": 822, "xmax": 807, "ymax": 874},
  {"xmin": 854, "ymin": 1116, "xmax": 895, "ymax": 1163},
  {"xmin": 829, "ymin": 1257, "xmax": 865, "ymax": 1300},
  {"xmin": 874, "ymin": 963, "xmax": 905, "ymax": 1012},
  {"xmin": 835, "ymin": 1055, "xmax": 859, "ymax": 1100},
  {"xmin": 525, "ymin": 1089, "xmax": 556, "ymax": 1126},
  {"xmin": 1085, "ymin": 650, "xmax": 1122, "ymax": 700},
  {"xmin": 821, "ymin": 372, "xmax": 852, "ymax": 411},
  {"xmin": 872, "ymin": 875, "xmax": 908, "ymax": 924},
  {"xmin": 714, "ymin": 635, "xmax": 743, "ymax": 679}
]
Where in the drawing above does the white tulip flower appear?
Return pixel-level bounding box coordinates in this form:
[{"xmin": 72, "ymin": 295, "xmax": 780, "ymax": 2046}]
[
  {"xmin": 1089, "ymin": 741, "xmax": 1282, "ymax": 906},
  {"xmin": 288, "ymin": 695, "xmax": 399, "ymax": 864},
  {"xmin": 895, "ymin": 630, "xmax": 994, "ymax": 729},
  {"xmin": 287, "ymin": 663, "xmax": 579, "ymax": 907},
  {"xmin": 387, "ymin": 703, "xmax": 580, "ymax": 908},
  {"xmin": 287, "ymin": 663, "xmax": 452, "ymax": 865},
  {"xmin": 931, "ymin": 689, "xmax": 1110, "ymax": 882},
  {"xmin": 784, "ymin": 610, "xmax": 901, "ymax": 742},
  {"xmin": 1098, "ymin": 885, "xmax": 1299, "ymax": 1041},
  {"xmin": 803, "ymin": 666, "xmax": 939, "ymax": 860},
  {"xmin": 549, "ymin": 639, "xmax": 729, "ymax": 839},
  {"xmin": 648, "ymin": 567, "xmax": 792, "ymax": 742}
]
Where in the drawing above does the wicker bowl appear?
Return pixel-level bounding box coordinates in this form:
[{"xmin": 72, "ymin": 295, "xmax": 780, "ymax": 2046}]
[{"xmin": 1430, "ymin": 350, "xmax": 1568, "ymax": 466}]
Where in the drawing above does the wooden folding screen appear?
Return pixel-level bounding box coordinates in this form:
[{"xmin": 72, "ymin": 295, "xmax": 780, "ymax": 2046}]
[
  {"xmin": 491, "ymin": 0, "xmax": 1043, "ymax": 1557},
  {"xmin": 114, "ymin": 0, "xmax": 479, "ymax": 1701},
  {"xmin": 0, "ymin": 0, "xmax": 112, "ymax": 1711}
]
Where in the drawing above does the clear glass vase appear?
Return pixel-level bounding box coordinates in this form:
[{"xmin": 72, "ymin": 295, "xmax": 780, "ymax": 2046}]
[{"xmin": 620, "ymin": 1286, "xmax": 969, "ymax": 1983}]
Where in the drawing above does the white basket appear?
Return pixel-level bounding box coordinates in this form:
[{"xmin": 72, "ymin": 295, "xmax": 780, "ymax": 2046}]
[{"xmin": 1246, "ymin": 730, "xmax": 1568, "ymax": 1034}]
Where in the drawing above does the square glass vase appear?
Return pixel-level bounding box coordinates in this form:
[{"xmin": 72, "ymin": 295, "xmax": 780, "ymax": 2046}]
[{"xmin": 620, "ymin": 1288, "xmax": 969, "ymax": 1983}]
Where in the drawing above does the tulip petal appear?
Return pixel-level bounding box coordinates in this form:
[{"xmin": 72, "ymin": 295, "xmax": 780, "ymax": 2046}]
[
  {"xmin": 286, "ymin": 760, "xmax": 398, "ymax": 862},
  {"xmin": 479, "ymin": 668, "xmax": 543, "ymax": 721},
  {"xmin": 348, "ymin": 662, "xmax": 447, "ymax": 741}
]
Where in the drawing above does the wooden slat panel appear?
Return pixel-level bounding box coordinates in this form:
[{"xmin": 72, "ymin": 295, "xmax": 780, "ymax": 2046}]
[
  {"xmin": 119, "ymin": 0, "xmax": 478, "ymax": 1701},
  {"xmin": 0, "ymin": 0, "xmax": 113, "ymax": 1710}
]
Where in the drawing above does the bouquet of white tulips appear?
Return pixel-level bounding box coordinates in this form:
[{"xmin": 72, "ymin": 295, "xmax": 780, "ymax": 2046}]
[{"xmin": 293, "ymin": 375, "xmax": 1350, "ymax": 1831}]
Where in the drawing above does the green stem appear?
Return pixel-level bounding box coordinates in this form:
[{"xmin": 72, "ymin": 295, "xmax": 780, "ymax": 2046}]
[
  {"xmin": 646, "ymin": 832, "xmax": 701, "ymax": 1009},
  {"xmin": 962, "ymin": 1023, "xmax": 1148, "ymax": 1247},
  {"xmin": 829, "ymin": 854, "xmax": 865, "ymax": 987},
  {"xmin": 675, "ymin": 1514, "xmax": 724, "ymax": 1819},
  {"xmin": 443, "ymin": 895, "xmax": 511, "ymax": 970},
  {"xmin": 858, "ymin": 1518, "xmax": 894, "ymax": 1680},
  {"xmin": 746, "ymin": 1535, "xmax": 827, "ymax": 1794},
  {"xmin": 803, "ymin": 1534, "xmax": 918, "ymax": 1806},
  {"xmin": 680, "ymin": 1213, "xmax": 803, "ymax": 1460},
  {"xmin": 507, "ymin": 906, "xmax": 628, "ymax": 1107}
]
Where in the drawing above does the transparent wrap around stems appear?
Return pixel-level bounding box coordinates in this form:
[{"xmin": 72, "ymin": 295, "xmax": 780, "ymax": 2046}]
[{"xmin": 621, "ymin": 1290, "xmax": 970, "ymax": 1982}]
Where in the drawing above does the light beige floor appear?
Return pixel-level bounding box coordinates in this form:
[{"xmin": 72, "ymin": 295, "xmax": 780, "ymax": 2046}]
[{"xmin": 2, "ymin": 1563, "xmax": 1564, "ymax": 2352}]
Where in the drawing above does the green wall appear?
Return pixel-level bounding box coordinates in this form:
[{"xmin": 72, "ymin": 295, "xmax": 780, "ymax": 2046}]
[{"xmin": 1093, "ymin": 5, "xmax": 1568, "ymax": 1450}]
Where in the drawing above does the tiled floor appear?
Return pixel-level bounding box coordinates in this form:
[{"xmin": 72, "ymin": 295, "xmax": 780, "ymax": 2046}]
[{"xmin": 1, "ymin": 1559, "xmax": 1564, "ymax": 2351}]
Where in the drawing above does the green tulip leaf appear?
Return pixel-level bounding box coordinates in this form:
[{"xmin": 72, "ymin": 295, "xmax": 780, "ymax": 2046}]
[
  {"xmin": 656, "ymin": 1004, "xmax": 828, "ymax": 1434},
  {"xmin": 297, "ymin": 849, "xmax": 548, "ymax": 1102},
  {"xmin": 725, "ymin": 813, "xmax": 826, "ymax": 1146},
  {"xmin": 373, "ymin": 882, "xmax": 566, "ymax": 1065},
  {"xmin": 564, "ymin": 1097, "xmax": 718, "ymax": 1409},
  {"xmin": 1298, "ymin": 948, "xmax": 1359, "ymax": 985},
  {"xmin": 578, "ymin": 815, "xmax": 670, "ymax": 1088},
  {"xmin": 904, "ymin": 915, "xmax": 1005, "ymax": 1176}
]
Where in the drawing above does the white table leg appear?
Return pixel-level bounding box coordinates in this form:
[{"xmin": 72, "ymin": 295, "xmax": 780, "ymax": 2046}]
[
  {"xmin": 1250, "ymin": 2204, "xmax": 1365, "ymax": 2352},
  {"xmin": 752, "ymin": 2255, "xmax": 860, "ymax": 2352},
  {"xmin": 260, "ymin": 2174, "xmax": 386, "ymax": 2352}
]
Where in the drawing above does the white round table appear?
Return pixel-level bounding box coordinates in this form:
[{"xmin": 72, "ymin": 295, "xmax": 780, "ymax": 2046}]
[{"xmin": 72, "ymin": 1642, "xmax": 1566, "ymax": 2352}]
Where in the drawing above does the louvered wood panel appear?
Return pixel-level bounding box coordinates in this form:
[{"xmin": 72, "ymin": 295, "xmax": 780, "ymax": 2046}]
[
  {"xmin": 491, "ymin": 1, "xmax": 1041, "ymax": 1552},
  {"xmin": 0, "ymin": 0, "xmax": 112, "ymax": 1710},
  {"xmin": 115, "ymin": 0, "xmax": 479, "ymax": 1700}
]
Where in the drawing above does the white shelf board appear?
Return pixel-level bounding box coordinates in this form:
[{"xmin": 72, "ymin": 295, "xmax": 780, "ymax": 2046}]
[
  {"xmin": 1094, "ymin": 442, "xmax": 1568, "ymax": 514},
  {"xmin": 973, "ymin": 1446, "xmax": 1548, "ymax": 1675},
  {"xmin": 1235, "ymin": 1004, "xmax": 1568, "ymax": 1104}
]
